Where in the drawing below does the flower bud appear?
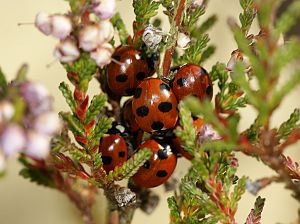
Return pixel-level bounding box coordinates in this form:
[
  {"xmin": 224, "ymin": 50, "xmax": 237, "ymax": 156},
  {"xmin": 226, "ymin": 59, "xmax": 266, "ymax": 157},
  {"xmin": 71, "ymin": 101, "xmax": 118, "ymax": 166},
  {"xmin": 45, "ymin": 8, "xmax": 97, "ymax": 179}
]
[
  {"xmin": 92, "ymin": 0, "xmax": 116, "ymax": 20},
  {"xmin": 98, "ymin": 20, "xmax": 114, "ymax": 43},
  {"xmin": 177, "ymin": 33, "xmax": 190, "ymax": 48},
  {"xmin": 0, "ymin": 124, "xmax": 26, "ymax": 156},
  {"xmin": 90, "ymin": 43, "xmax": 114, "ymax": 68},
  {"xmin": 0, "ymin": 101, "xmax": 15, "ymax": 123},
  {"xmin": 79, "ymin": 25, "xmax": 101, "ymax": 52},
  {"xmin": 26, "ymin": 131, "xmax": 50, "ymax": 159},
  {"xmin": 53, "ymin": 39, "xmax": 80, "ymax": 63},
  {"xmin": 51, "ymin": 14, "xmax": 72, "ymax": 40},
  {"xmin": 35, "ymin": 12, "xmax": 52, "ymax": 35},
  {"xmin": 20, "ymin": 82, "xmax": 53, "ymax": 115},
  {"xmin": 197, "ymin": 124, "xmax": 221, "ymax": 144},
  {"xmin": 192, "ymin": 0, "xmax": 204, "ymax": 7},
  {"xmin": 34, "ymin": 112, "xmax": 61, "ymax": 136}
]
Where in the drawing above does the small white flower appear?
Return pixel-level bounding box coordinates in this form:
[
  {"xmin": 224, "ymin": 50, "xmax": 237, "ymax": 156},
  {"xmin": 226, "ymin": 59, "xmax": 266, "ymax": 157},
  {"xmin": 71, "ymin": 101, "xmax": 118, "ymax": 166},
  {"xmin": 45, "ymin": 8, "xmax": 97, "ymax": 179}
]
[
  {"xmin": 0, "ymin": 124, "xmax": 26, "ymax": 156},
  {"xmin": 79, "ymin": 25, "xmax": 101, "ymax": 52},
  {"xmin": 0, "ymin": 101, "xmax": 15, "ymax": 123},
  {"xmin": 90, "ymin": 43, "xmax": 114, "ymax": 68},
  {"xmin": 25, "ymin": 131, "xmax": 51, "ymax": 159},
  {"xmin": 177, "ymin": 33, "xmax": 190, "ymax": 48},
  {"xmin": 35, "ymin": 12, "xmax": 52, "ymax": 36},
  {"xmin": 227, "ymin": 49, "xmax": 250, "ymax": 72},
  {"xmin": 51, "ymin": 14, "xmax": 72, "ymax": 40},
  {"xmin": 0, "ymin": 152, "xmax": 6, "ymax": 173},
  {"xmin": 34, "ymin": 112, "xmax": 61, "ymax": 136},
  {"xmin": 192, "ymin": 0, "xmax": 204, "ymax": 7},
  {"xmin": 98, "ymin": 20, "xmax": 114, "ymax": 43},
  {"xmin": 53, "ymin": 39, "xmax": 80, "ymax": 63},
  {"xmin": 92, "ymin": 0, "xmax": 116, "ymax": 20}
]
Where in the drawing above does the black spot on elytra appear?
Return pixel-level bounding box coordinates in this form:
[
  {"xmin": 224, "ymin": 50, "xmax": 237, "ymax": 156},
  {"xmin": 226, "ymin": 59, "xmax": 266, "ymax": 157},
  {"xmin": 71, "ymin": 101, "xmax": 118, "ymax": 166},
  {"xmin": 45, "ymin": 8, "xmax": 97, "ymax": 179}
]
[
  {"xmin": 156, "ymin": 170, "xmax": 168, "ymax": 177},
  {"xmin": 113, "ymin": 55, "xmax": 121, "ymax": 61},
  {"xmin": 206, "ymin": 85, "xmax": 213, "ymax": 96},
  {"xmin": 136, "ymin": 72, "xmax": 146, "ymax": 80},
  {"xmin": 192, "ymin": 115, "xmax": 198, "ymax": 121},
  {"xmin": 136, "ymin": 106, "xmax": 149, "ymax": 117},
  {"xmin": 151, "ymin": 121, "xmax": 164, "ymax": 131},
  {"xmin": 102, "ymin": 156, "xmax": 112, "ymax": 165},
  {"xmin": 116, "ymin": 74, "xmax": 128, "ymax": 82},
  {"xmin": 160, "ymin": 83, "xmax": 170, "ymax": 92},
  {"xmin": 143, "ymin": 160, "xmax": 150, "ymax": 169},
  {"xmin": 158, "ymin": 149, "xmax": 168, "ymax": 160},
  {"xmin": 125, "ymin": 88, "xmax": 135, "ymax": 95},
  {"xmin": 118, "ymin": 151, "xmax": 125, "ymax": 158},
  {"xmin": 134, "ymin": 88, "xmax": 142, "ymax": 98},
  {"xmin": 176, "ymin": 77, "xmax": 187, "ymax": 87},
  {"xmin": 158, "ymin": 102, "xmax": 172, "ymax": 113}
]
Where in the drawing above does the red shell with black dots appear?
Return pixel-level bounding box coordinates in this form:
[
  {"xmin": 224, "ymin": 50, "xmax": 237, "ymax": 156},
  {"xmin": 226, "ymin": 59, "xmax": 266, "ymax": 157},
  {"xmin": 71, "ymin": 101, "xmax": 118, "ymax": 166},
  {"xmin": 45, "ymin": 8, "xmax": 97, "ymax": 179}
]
[
  {"xmin": 99, "ymin": 134, "xmax": 128, "ymax": 173},
  {"xmin": 132, "ymin": 78, "xmax": 178, "ymax": 133},
  {"xmin": 132, "ymin": 139, "xmax": 177, "ymax": 188},
  {"xmin": 107, "ymin": 46, "xmax": 152, "ymax": 96},
  {"xmin": 172, "ymin": 63, "xmax": 213, "ymax": 102},
  {"xmin": 172, "ymin": 117, "xmax": 205, "ymax": 160}
]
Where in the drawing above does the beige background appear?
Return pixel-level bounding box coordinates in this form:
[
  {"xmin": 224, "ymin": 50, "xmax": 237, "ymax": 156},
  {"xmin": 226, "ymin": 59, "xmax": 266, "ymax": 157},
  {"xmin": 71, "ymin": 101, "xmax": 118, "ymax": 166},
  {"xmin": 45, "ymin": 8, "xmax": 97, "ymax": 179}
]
[{"xmin": 0, "ymin": 0, "xmax": 300, "ymax": 223}]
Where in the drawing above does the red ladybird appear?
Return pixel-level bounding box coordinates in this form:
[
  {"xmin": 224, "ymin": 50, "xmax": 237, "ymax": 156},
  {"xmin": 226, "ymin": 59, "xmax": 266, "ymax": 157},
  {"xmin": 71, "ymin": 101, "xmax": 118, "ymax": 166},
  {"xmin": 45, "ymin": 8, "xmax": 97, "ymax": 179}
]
[
  {"xmin": 132, "ymin": 78, "xmax": 178, "ymax": 133},
  {"xmin": 121, "ymin": 99, "xmax": 139, "ymax": 132},
  {"xmin": 107, "ymin": 46, "xmax": 152, "ymax": 96},
  {"xmin": 172, "ymin": 117, "xmax": 205, "ymax": 160},
  {"xmin": 99, "ymin": 134, "xmax": 128, "ymax": 173},
  {"xmin": 132, "ymin": 139, "xmax": 177, "ymax": 188},
  {"xmin": 172, "ymin": 64, "xmax": 213, "ymax": 102}
]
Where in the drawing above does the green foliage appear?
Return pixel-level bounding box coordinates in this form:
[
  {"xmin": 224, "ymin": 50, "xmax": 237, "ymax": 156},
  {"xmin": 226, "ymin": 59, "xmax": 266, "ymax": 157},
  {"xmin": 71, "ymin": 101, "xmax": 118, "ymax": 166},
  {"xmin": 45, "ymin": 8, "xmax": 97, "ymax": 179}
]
[
  {"xmin": 59, "ymin": 112, "xmax": 85, "ymax": 137},
  {"xmin": 245, "ymin": 196, "xmax": 265, "ymax": 224},
  {"xmin": 64, "ymin": 0, "xmax": 88, "ymax": 14},
  {"xmin": 93, "ymin": 153, "xmax": 102, "ymax": 169},
  {"xmin": 278, "ymin": 109, "xmax": 300, "ymax": 140},
  {"xmin": 107, "ymin": 148, "xmax": 152, "ymax": 181},
  {"xmin": 192, "ymin": 15, "xmax": 218, "ymax": 36},
  {"xmin": 183, "ymin": 6, "xmax": 205, "ymax": 28},
  {"xmin": 167, "ymin": 197, "xmax": 182, "ymax": 223},
  {"xmin": 239, "ymin": 0, "xmax": 256, "ymax": 34},
  {"xmin": 133, "ymin": 0, "xmax": 160, "ymax": 24},
  {"xmin": 19, "ymin": 156, "xmax": 55, "ymax": 188},
  {"xmin": 59, "ymin": 82, "xmax": 76, "ymax": 113},
  {"xmin": 89, "ymin": 117, "xmax": 112, "ymax": 147},
  {"xmin": 64, "ymin": 53, "xmax": 97, "ymax": 92},
  {"xmin": 111, "ymin": 13, "xmax": 129, "ymax": 45},
  {"xmin": 230, "ymin": 176, "xmax": 247, "ymax": 212},
  {"xmin": 0, "ymin": 67, "xmax": 7, "ymax": 96},
  {"xmin": 85, "ymin": 94, "xmax": 107, "ymax": 125},
  {"xmin": 177, "ymin": 34, "xmax": 210, "ymax": 65}
]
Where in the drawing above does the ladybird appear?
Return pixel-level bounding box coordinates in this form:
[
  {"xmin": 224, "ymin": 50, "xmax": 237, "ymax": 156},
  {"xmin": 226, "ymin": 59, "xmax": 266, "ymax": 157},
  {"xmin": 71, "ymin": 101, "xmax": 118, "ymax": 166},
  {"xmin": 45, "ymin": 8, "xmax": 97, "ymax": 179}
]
[
  {"xmin": 121, "ymin": 99, "xmax": 139, "ymax": 132},
  {"xmin": 107, "ymin": 46, "xmax": 152, "ymax": 96},
  {"xmin": 172, "ymin": 64, "xmax": 213, "ymax": 102},
  {"xmin": 132, "ymin": 139, "xmax": 177, "ymax": 188},
  {"xmin": 99, "ymin": 134, "xmax": 128, "ymax": 173},
  {"xmin": 172, "ymin": 117, "xmax": 205, "ymax": 160},
  {"xmin": 132, "ymin": 78, "xmax": 178, "ymax": 133}
]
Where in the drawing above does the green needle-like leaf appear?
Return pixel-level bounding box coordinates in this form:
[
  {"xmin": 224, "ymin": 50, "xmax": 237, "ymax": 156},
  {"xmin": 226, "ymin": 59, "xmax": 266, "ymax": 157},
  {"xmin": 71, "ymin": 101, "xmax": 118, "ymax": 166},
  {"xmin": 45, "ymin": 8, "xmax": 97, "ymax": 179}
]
[
  {"xmin": 59, "ymin": 82, "xmax": 76, "ymax": 113},
  {"xmin": 85, "ymin": 94, "xmax": 107, "ymax": 125},
  {"xmin": 59, "ymin": 112, "xmax": 85, "ymax": 137}
]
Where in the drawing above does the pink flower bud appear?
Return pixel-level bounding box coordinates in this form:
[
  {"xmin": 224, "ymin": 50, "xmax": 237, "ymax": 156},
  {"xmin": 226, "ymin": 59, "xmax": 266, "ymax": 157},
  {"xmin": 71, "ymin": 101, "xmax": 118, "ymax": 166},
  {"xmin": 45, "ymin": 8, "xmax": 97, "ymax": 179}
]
[
  {"xmin": 0, "ymin": 101, "xmax": 15, "ymax": 123},
  {"xmin": 197, "ymin": 124, "xmax": 221, "ymax": 144},
  {"xmin": 177, "ymin": 33, "xmax": 190, "ymax": 48},
  {"xmin": 25, "ymin": 131, "xmax": 50, "ymax": 159},
  {"xmin": 35, "ymin": 12, "xmax": 52, "ymax": 35},
  {"xmin": 34, "ymin": 112, "xmax": 61, "ymax": 136},
  {"xmin": 20, "ymin": 82, "xmax": 53, "ymax": 115},
  {"xmin": 0, "ymin": 124, "xmax": 26, "ymax": 156},
  {"xmin": 90, "ymin": 43, "xmax": 114, "ymax": 68},
  {"xmin": 51, "ymin": 14, "xmax": 72, "ymax": 40},
  {"xmin": 53, "ymin": 39, "xmax": 80, "ymax": 63},
  {"xmin": 92, "ymin": 0, "xmax": 116, "ymax": 20},
  {"xmin": 98, "ymin": 20, "xmax": 114, "ymax": 43},
  {"xmin": 79, "ymin": 25, "xmax": 101, "ymax": 52}
]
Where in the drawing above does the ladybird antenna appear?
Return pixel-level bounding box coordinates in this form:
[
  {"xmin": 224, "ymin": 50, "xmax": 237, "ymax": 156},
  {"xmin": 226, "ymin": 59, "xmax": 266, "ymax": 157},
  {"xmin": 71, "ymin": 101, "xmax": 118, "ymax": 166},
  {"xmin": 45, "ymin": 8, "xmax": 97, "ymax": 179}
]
[{"xmin": 111, "ymin": 58, "xmax": 124, "ymax": 66}]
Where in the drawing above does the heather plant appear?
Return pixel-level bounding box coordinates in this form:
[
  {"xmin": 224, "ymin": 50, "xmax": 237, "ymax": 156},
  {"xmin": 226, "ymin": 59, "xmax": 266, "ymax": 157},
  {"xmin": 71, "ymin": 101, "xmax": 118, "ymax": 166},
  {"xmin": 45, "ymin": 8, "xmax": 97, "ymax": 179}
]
[{"xmin": 1, "ymin": 0, "xmax": 300, "ymax": 224}]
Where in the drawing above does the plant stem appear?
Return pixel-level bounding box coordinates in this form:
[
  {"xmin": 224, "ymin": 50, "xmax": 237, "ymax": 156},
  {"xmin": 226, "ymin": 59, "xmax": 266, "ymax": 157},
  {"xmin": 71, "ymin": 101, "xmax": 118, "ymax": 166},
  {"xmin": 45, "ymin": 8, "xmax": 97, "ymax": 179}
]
[{"xmin": 162, "ymin": 0, "xmax": 186, "ymax": 76}]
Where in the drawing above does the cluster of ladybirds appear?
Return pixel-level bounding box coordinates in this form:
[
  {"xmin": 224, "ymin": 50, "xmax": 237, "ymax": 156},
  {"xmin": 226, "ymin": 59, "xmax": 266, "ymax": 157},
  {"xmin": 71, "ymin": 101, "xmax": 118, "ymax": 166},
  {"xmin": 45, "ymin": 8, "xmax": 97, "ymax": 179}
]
[{"xmin": 99, "ymin": 45, "xmax": 213, "ymax": 188}]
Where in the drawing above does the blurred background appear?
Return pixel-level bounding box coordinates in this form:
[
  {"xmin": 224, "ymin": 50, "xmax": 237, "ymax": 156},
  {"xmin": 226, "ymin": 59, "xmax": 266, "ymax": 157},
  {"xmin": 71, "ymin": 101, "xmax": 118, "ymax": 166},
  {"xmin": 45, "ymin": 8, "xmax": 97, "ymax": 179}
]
[{"xmin": 0, "ymin": 0, "xmax": 300, "ymax": 223}]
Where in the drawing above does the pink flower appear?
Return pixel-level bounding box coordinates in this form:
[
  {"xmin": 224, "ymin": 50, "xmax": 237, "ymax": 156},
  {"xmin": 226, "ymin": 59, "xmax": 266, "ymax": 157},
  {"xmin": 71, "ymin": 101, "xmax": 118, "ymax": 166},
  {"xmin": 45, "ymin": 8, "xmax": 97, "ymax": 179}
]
[
  {"xmin": 35, "ymin": 12, "xmax": 52, "ymax": 36},
  {"xmin": 51, "ymin": 14, "xmax": 72, "ymax": 40},
  {"xmin": 0, "ymin": 124, "xmax": 26, "ymax": 156},
  {"xmin": 90, "ymin": 43, "xmax": 114, "ymax": 68},
  {"xmin": 34, "ymin": 112, "xmax": 61, "ymax": 136},
  {"xmin": 197, "ymin": 124, "xmax": 221, "ymax": 144},
  {"xmin": 53, "ymin": 39, "xmax": 80, "ymax": 63},
  {"xmin": 92, "ymin": 0, "xmax": 116, "ymax": 20},
  {"xmin": 0, "ymin": 101, "xmax": 15, "ymax": 123},
  {"xmin": 25, "ymin": 131, "xmax": 51, "ymax": 159}
]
